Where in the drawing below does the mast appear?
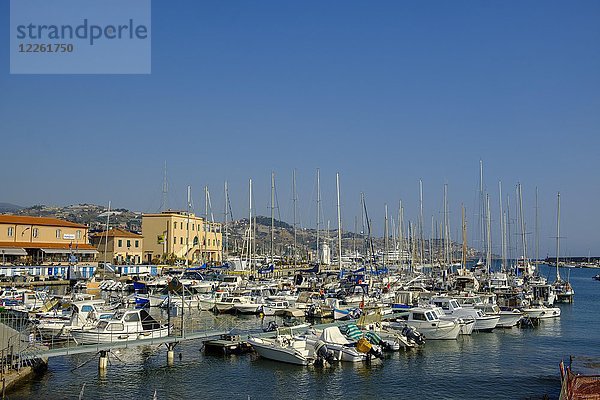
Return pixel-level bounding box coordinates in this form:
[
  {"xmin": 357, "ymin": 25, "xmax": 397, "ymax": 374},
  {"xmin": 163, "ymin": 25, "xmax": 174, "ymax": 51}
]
[
  {"xmin": 419, "ymin": 179, "xmax": 424, "ymax": 266},
  {"xmin": 518, "ymin": 183, "xmax": 528, "ymax": 264},
  {"xmin": 336, "ymin": 172, "xmax": 342, "ymax": 270},
  {"xmin": 224, "ymin": 181, "xmax": 228, "ymax": 260},
  {"xmin": 384, "ymin": 203, "xmax": 388, "ymax": 269},
  {"xmin": 399, "ymin": 200, "xmax": 404, "ymax": 269},
  {"xmin": 498, "ymin": 182, "xmax": 505, "ymax": 271},
  {"xmin": 161, "ymin": 161, "xmax": 168, "ymax": 212},
  {"xmin": 316, "ymin": 168, "xmax": 321, "ymax": 264},
  {"xmin": 103, "ymin": 201, "xmax": 111, "ymax": 269},
  {"xmin": 486, "ymin": 194, "xmax": 492, "ymax": 274},
  {"xmin": 249, "ymin": 179, "xmax": 253, "ymax": 272},
  {"xmin": 479, "ymin": 160, "xmax": 484, "ymax": 257},
  {"xmin": 461, "ymin": 205, "xmax": 467, "ymax": 275},
  {"xmin": 186, "ymin": 185, "xmax": 191, "ymax": 266},
  {"xmin": 292, "ymin": 170, "xmax": 297, "ymax": 266},
  {"xmin": 270, "ymin": 171, "xmax": 275, "ymax": 265},
  {"xmin": 556, "ymin": 192, "xmax": 561, "ymax": 282},
  {"xmin": 535, "ymin": 187, "xmax": 540, "ymax": 264}
]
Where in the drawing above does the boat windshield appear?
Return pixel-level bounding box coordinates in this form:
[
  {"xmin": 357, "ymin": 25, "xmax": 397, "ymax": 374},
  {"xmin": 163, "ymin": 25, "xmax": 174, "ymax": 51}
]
[
  {"xmin": 450, "ymin": 300, "xmax": 460, "ymax": 309},
  {"xmin": 425, "ymin": 311, "xmax": 438, "ymax": 321}
]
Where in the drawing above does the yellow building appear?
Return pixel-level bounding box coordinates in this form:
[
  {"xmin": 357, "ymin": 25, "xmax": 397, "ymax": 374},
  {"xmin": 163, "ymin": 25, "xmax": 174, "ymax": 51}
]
[
  {"xmin": 142, "ymin": 211, "xmax": 222, "ymax": 264},
  {"xmin": 0, "ymin": 215, "xmax": 97, "ymax": 264},
  {"xmin": 90, "ymin": 228, "xmax": 143, "ymax": 265}
]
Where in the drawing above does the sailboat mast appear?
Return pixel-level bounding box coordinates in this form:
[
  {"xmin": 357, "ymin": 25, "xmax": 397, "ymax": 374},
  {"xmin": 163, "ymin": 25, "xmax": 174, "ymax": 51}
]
[
  {"xmin": 499, "ymin": 182, "xmax": 505, "ymax": 271},
  {"xmin": 535, "ymin": 187, "xmax": 540, "ymax": 264},
  {"xmin": 419, "ymin": 179, "xmax": 424, "ymax": 266},
  {"xmin": 461, "ymin": 205, "xmax": 467, "ymax": 275},
  {"xmin": 249, "ymin": 179, "xmax": 253, "ymax": 271},
  {"xmin": 224, "ymin": 181, "xmax": 228, "ymax": 260},
  {"xmin": 271, "ymin": 171, "xmax": 275, "ymax": 265},
  {"xmin": 384, "ymin": 203, "xmax": 388, "ymax": 269},
  {"xmin": 186, "ymin": 186, "xmax": 191, "ymax": 266},
  {"xmin": 316, "ymin": 169, "xmax": 321, "ymax": 264},
  {"xmin": 336, "ymin": 172, "xmax": 342, "ymax": 270},
  {"xmin": 556, "ymin": 192, "xmax": 561, "ymax": 281},
  {"xmin": 292, "ymin": 169, "xmax": 297, "ymax": 267}
]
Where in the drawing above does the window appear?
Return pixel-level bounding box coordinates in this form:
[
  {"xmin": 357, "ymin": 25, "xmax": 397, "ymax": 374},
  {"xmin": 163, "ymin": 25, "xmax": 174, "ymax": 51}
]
[
  {"xmin": 187, "ymin": 223, "xmax": 189, "ymax": 230},
  {"xmin": 32, "ymin": 228, "xmax": 38, "ymax": 238},
  {"xmin": 412, "ymin": 312, "xmax": 426, "ymax": 321},
  {"xmin": 174, "ymin": 222, "xmax": 177, "ymax": 229},
  {"xmin": 56, "ymin": 229, "xmax": 61, "ymax": 239},
  {"xmin": 193, "ymin": 236, "xmax": 199, "ymax": 246},
  {"xmin": 76, "ymin": 230, "xmax": 81, "ymax": 240},
  {"xmin": 174, "ymin": 237, "xmax": 177, "ymax": 244},
  {"xmin": 192, "ymin": 224, "xmax": 195, "ymax": 231},
  {"xmin": 127, "ymin": 240, "xmax": 131, "ymax": 247},
  {"xmin": 180, "ymin": 237, "xmax": 183, "ymax": 245},
  {"xmin": 7, "ymin": 227, "xmax": 14, "ymax": 237},
  {"xmin": 123, "ymin": 313, "xmax": 140, "ymax": 322},
  {"xmin": 135, "ymin": 240, "xmax": 139, "ymax": 248},
  {"xmin": 118, "ymin": 239, "xmax": 123, "ymax": 247},
  {"xmin": 107, "ymin": 323, "xmax": 124, "ymax": 331}
]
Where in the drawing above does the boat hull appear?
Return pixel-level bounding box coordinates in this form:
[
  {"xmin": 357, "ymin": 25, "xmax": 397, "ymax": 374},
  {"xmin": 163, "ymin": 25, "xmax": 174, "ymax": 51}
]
[
  {"xmin": 71, "ymin": 327, "xmax": 170, "ymax": 344},
  {"xmin": 247, "ymin": 338, "xmax": 311, "ymax": 366}
]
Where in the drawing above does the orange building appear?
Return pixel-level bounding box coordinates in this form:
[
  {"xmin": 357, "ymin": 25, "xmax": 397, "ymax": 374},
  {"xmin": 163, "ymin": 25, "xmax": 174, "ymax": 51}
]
[{"xmin": 0, "ymin": 215, "xmax": 97, "ymax": 264}]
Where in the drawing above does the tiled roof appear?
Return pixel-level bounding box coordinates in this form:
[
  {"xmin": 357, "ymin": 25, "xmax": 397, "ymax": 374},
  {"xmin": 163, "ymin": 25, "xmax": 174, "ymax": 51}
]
[{"xmin": 0, "ymin": 215, "xmax": 87, "ymax": 228}]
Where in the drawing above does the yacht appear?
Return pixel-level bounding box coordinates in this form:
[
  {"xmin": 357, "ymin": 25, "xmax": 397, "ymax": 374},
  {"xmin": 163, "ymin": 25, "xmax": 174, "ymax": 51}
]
[
  {"xmin": 431, "ymin": 297, "xmax": 499, "ymax": 332},
  {"xmin": 70, "ymin": 309, "xmax": 169, "ymax": 344},
  {"xmin": 389, "ymin": 306, "xmax": 461, "ymax": 340}
]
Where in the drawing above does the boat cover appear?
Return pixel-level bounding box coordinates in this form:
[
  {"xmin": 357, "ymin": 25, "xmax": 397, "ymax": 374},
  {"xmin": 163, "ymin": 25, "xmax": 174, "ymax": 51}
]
[{"xmin": 320, "ymin": 327, "xmax": 351, "ymax": 345}]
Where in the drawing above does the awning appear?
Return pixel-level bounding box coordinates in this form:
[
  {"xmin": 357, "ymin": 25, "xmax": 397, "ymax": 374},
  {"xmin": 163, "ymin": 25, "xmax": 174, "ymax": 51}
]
[
  {"xmin": 0, "ymin": 248, "xmax": 28, "ymax": 256},
  {"xmin": 41, "ymin": 248, "xmax": 98, "ymax": 255}
]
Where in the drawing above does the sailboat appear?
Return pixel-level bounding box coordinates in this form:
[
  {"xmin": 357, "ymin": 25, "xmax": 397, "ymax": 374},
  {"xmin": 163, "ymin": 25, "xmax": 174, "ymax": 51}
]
[{"xmin": 552, "ymin": 193, "xmax": 575, "ymax": 303}]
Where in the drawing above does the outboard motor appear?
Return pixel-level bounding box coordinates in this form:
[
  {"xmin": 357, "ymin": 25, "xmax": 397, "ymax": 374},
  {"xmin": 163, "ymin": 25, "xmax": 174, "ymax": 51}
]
[
  {"xmin": 314, "ymin": 340, "xmax": 335, "ymax": 366},
  {"xmin": 356, "ymin": 338, "xmax": 384, "ymax": 360},
  {"xmin": 262, "ymin": 321, "xmax": 278, "ymax": 332},
  {"xmin": 402, "ymin": 325, "xmax": 425, "ymax": 346}
]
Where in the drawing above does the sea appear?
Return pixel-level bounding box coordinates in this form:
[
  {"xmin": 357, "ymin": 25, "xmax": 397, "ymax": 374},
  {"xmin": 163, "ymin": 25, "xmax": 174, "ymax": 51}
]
[{"xmin": 8, "ymin": 265, "xmax": 600, "ymax": 400}]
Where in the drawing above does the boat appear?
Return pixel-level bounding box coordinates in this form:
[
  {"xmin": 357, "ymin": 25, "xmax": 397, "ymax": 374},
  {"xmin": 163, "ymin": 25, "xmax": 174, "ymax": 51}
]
[
  {"xmin": 389, "ymin": 306, "xmax": 461, "ymax": 340},
  {"xmin": 304, "ymin": 326, "xmax": 378, "ymax": 363},
  {"xmin": 247, "ymin": 333, "xmax": 320, "ymax": 366},
  {"xmin": 70, "ymin": 309, "xmax": 170, "ymax": 344},
  {"xmin": 520, "ymin": 305, "xmax": 561, "ymax": 319},
  {"xmin": 431, "ymin": 296, "xmax": 499, "ymax": 332}
]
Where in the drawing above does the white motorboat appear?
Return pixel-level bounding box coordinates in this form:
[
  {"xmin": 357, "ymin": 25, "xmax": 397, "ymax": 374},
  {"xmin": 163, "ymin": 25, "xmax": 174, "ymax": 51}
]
[
  {"xmin": 247, "ymin": 335, "xmax": 316, "ymax": 366},
  {"xmin": 36, "ymin": 299, "xmax": 114, "ymax": 339},
  {"xmin": 475, "ymin": 304, "xmax": 523, "ymax": 328},
  {"xmin": 70, "ymin": 309, "xmax": 170, "ymax": 344},
  {"xmin": 390, "ymin": 306, "xmax": 461, "ymax": 340},
  {"xmin": 431, "ymin": 297, "xmax": 499, "ymax": 332},
  {"xmin": 520, "ymin": 305, "xmax": 561, "ymax": 319},
  {"xmin": 261, "ymin": 300, "xmax": 291, "ymax": 316}
]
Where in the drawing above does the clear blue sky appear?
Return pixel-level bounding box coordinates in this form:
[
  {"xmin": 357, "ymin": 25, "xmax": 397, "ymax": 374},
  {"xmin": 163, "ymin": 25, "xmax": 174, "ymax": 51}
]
[{"xmin": 1, "ymin": 1, "xmax": 599, "ymax": 256}]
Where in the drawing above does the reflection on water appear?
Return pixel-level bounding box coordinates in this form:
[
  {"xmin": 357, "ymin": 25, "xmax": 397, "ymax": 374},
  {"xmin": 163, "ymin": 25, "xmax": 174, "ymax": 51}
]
[{"xmin": 9, "ymin": 265, "xmax": 600, "ymax": 399}]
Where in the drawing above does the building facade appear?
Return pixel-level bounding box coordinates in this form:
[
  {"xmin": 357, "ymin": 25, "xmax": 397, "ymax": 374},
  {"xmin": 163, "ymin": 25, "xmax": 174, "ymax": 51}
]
[
  {"xmin": 142, "ymin": 211, "xmax": 222, "ymax": 264},
  {"xmin": 0, "ymin": 215, "xmax": 97, "ymax": 265},
  {"xmin": 90, "ymin": 228, "xmax": 144, "ymax": 265}
]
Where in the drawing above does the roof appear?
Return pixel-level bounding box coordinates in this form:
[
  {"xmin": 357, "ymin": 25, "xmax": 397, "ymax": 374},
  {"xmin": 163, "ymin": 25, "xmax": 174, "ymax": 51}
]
[
  {"xmin": 90, "ymin": 228, "xmax": 143, "ymax": 239},
  {"xmin": 0, "ymin": 215, "xmax": 87, "ymax": 229},
  {"xmin": 0, "ymin": 241, "xmax": 96, "ymax": 250}
]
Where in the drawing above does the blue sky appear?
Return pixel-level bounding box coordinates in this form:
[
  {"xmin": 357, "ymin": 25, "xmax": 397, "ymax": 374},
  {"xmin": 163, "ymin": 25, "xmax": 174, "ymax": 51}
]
[{"xmin": 1, "ymin": 1, "xmax": 599, "ymax": 256}]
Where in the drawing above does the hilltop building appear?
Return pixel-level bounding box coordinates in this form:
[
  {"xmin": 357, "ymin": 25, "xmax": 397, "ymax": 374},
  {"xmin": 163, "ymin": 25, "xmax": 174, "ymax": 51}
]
[
  {"xmin": 142, "ymin": 211, "xmax": 222, "ymax": 264},
  {"xmin": 90, "ymin": 228, "xmax": 143, "ymax": 265},
  {"xmin": 0, "ymin": 214, "xmax": 97, "ymax": 264}
]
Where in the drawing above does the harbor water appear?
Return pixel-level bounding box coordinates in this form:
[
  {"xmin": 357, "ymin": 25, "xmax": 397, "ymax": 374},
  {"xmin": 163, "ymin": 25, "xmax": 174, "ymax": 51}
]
[{"xmin": 9, "ymin": 265, "xmax": 600, "ymax": 399}]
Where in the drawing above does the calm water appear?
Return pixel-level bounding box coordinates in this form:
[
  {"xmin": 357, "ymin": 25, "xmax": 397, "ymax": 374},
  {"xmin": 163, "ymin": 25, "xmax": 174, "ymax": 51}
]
[{"xmin": 9, "ymin": 265, "xmax": 600, "ymax": 400}]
